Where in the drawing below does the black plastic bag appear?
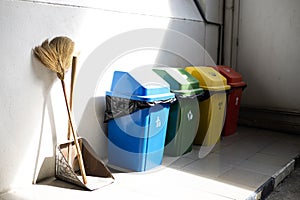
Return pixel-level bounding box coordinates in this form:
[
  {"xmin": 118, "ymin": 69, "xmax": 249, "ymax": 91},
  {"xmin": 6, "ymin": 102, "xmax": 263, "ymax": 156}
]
[
  {"xmin": 104, "ymin": 95, "xmax": 176, "ymax": 122},
  {"xmin": 175, "ymin": 91, "xmax": 205, "ymax": 101}
]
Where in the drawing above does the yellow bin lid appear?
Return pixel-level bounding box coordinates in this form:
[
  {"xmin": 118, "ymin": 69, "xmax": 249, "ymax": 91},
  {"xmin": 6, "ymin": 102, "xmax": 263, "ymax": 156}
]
[{"xmin": 185, "ymin": 66, "xmax": 230, "ymax": 91}]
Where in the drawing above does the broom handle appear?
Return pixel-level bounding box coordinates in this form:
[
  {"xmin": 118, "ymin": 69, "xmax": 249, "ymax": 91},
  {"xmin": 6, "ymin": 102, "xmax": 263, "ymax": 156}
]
[
  {"xmin": 68, "ymin": 56, "xmax": 77, "ymax": 140},
  {"xmin": 67, "ymin": 56, "xmax": 77, "ymax": 164},
  {"xmin": 61, "ymin": 80, "xmax": 87, "ymax": 184}
]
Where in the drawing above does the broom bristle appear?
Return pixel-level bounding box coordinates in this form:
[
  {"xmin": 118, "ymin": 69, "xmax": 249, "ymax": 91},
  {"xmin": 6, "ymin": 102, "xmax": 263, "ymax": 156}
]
[
  {"xmin": 33, "ymin": 36, "xmax": 75, "ymax": 80},
  {"xmin": 33, "ymin": 39, "xmax": 59, "ymax": 73},
  {"xmin": 50, "ymin": 37, "xmax": 74, "ymax": 71}
]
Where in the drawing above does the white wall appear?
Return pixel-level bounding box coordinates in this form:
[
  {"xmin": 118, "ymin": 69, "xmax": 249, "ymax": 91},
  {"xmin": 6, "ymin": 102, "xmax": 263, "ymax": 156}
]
[
  {"xmin": 236, "ymin": 0, "xmax": 300, "ymax": 111},
  {"xmin": 0, "ymin": 0, "xmax": 222, "ymax": 193}
]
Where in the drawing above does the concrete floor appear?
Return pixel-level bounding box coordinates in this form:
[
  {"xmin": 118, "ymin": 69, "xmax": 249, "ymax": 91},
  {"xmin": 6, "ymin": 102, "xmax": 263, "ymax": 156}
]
[{"xmin": 266, "ymin": 167, "xmax": 300, "ymax": 200}]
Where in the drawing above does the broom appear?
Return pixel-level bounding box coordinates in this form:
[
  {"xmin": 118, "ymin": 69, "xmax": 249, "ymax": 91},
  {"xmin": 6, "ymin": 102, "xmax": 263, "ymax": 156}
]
[{"xmin": 33, "ymin": 36, "xmax": 87, "ymax": 184}]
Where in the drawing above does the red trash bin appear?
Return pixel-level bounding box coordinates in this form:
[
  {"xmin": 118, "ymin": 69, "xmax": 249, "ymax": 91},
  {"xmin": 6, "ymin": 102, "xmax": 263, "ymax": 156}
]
[{"xmin": 212, "ymin": 66, "xmax": 247, "ymax": 136}]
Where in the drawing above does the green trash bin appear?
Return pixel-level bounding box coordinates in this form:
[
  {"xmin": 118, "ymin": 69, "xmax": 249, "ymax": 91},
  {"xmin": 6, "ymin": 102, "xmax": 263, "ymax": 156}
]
[{"xmin": 153, "ymin": 68, "xmax": 203, "ymax": 156}]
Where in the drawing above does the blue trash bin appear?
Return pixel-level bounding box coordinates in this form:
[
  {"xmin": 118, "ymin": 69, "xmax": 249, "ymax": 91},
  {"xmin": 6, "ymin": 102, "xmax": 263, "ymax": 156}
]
[{"xmin": 105, "ymin": 69, "xmax": 175, "ymax": 172}]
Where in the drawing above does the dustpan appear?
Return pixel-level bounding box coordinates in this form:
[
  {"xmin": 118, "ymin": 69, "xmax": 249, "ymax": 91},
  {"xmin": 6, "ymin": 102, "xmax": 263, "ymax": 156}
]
[{"xmin": 56, "ymin": 138, "xmax": 114, "ymax": 190}]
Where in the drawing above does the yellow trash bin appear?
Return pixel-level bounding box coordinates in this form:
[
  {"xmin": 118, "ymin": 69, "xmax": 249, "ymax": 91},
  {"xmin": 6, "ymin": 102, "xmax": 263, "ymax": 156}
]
[{"xmin": 185, "ymin": 66, "xmax": 230, "ymax": 146}]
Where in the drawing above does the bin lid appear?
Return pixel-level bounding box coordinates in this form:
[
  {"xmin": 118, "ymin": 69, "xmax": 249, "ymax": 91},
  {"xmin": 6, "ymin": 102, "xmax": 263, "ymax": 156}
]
[
  {"xmin": 153, "ymin": 68, "xmax": 203, "ymax": 96},
  {"xmin": 185, "ymin": 66, "xmax": 230, "ymax": 91},
  {"xmin": 213, "ymin": 66, "xmax": 247, "ymax": 88},
  {"xmin": 106, "ymin": 68, "xmax": 175, "ymax": 102}
]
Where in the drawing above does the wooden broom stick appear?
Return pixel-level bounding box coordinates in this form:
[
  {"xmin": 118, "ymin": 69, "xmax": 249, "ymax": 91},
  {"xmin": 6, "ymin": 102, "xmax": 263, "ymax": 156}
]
[{"xmin": 67, "ymin": 56, "xmax": 77, "ymax": 164}]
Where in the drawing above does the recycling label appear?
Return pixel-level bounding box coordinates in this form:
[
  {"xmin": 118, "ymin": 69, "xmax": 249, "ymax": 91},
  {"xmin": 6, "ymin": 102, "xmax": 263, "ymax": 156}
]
[
  {"xmin": 155, "ymin": 116, "xmax": 161, "ymax": 128},
  {"xmin": 187, "ymin": 110, "xmax": 193, "ymax": 121}
]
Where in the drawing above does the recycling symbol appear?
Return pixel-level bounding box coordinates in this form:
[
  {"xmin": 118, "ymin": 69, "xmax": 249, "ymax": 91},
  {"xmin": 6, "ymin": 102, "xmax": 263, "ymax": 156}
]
[
  {"xmin": 218, "ymin": 102, "xmax": 223, "ymax": 110},
  {"xmin": 187, "ymin": 110, "xmax": 193, "ymax": 121}
]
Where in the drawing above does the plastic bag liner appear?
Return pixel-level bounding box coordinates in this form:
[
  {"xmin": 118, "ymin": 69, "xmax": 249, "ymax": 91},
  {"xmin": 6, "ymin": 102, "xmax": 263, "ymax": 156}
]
[
  {"xmin": 196, "ymin": 89, "xmax": 232, "ymax": 102},
  {"xmin": 174, "ymin": 89, "xmax": 230, "ymax": 103},
  {"xmin": 104, "ymin": 95, "xmax": 176, "ymax": 122},
  {"xmin": 175, "ymin": 92, "xmax": 205, "ymax": 100}
]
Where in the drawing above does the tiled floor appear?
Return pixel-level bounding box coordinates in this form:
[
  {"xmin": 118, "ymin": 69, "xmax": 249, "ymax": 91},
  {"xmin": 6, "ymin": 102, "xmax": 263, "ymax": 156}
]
[{"xmin": 1, "ymin": 126, "xmax": 300, "ymax": 200}]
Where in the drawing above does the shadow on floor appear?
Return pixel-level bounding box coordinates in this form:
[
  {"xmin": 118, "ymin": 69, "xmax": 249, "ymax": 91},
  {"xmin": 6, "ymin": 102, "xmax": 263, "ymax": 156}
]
[{"xmin": 37, "ymin": 177, "xmax": 84, "ymax": 191}]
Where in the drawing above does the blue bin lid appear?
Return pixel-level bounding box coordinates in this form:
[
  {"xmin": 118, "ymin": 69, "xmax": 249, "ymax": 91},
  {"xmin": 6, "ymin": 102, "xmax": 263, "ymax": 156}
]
[{"xmin": 106, "ymin": 68, "xmax": 175, "ymax": 102}]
